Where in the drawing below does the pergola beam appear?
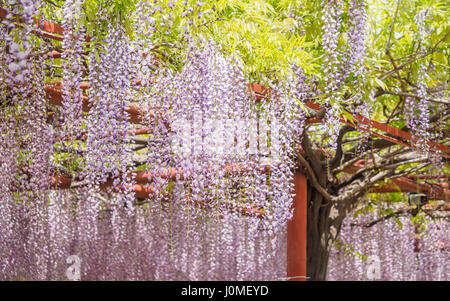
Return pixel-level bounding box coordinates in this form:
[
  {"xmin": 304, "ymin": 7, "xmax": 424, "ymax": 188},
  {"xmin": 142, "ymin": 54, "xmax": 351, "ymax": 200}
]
[{"xmin": 44, "ymin": 83, "xmax": 148, "ymax": 124}]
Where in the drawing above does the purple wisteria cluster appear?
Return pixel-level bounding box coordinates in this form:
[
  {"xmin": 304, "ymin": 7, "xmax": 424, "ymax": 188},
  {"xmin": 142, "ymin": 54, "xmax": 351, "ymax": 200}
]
[
  {"xmin": 0, "ymin": 188, "xmax": 287, "ymax": 280},
  {"xmin": 347, "ymin": 0, "xmax": 371, "ymax": 124},
  {"xmin": 406, "ymin": 9, "xmax": 431, "ymax": 154},
  {"xmin": 0, "ymin": 0, "xmax": 299, "ymax": 280},
  {"xmin": 321, "ymin": 0, "xmax": 371, "ymax": 152},
  {"xmin": 321, "ymin": 0, "xmax": 344, "ymax": 151},
  {"xmin": 328, "ymin": 211, "xmax": 449, "ymax": 280},
  {"xmin": 77, "ymin": 23, "xmax": 136, "ymax": 270},
  {"xmin": 346, "ymin": 0, "xmax": 367, "ymax": 82},
  {"xmin": 404, "ymin": 9, "xmax": 444, "ymax": 174},
  {"xmin": 3, "ymin": 0, "xmax": 41, "ymax": 84},
  {"xmin": 61, "ymin": 0, "xmax": 85, "ymax": 138},
  {"xmin": 143, "ymin": 39, "xmax": 302, "ymax": 252},
  {"xmin": 289, "ymin": 63, "xmax": 309, "ymax": 143},
  {"xmin": 0, "ymin": 0, "xmax": 58, "ymax": 279}
]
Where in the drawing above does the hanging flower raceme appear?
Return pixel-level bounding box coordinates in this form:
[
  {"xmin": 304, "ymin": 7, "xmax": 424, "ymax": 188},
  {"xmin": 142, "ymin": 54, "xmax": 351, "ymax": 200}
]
[
  {"xmin": 73, "ymin": 24, "xmax": 136, "ymax": 276},
  {"xmin": 290, "ymin": 64, "xmax": 309, "ymax": 144},
  {"xmin": 84, "ymin": 25, "xmax": 133, "ymax": 187},
  {"xmin": 61, "ymin": 0, "xmax": 85, "ymax": 138},
  {"xmin": 346, "ymin": 0, "xmax": 367, "ymax": 82},
  {"xmin": 320, "ymin": 0, "xmax": 370, "ymax": 152},
  {"xmin": 321, "ymin": 0, "xmax": 344, "ymax": 151},
  {"xmin": 402, "ymin": 8, "xmax": 444, "ymax": 177},
  {"xmin": 408, "ymin": 8, "xmax": 432, "ymax": 154},
  {"xmin": 0, "ymin": 0, "xmax": 59, "ymax": 279},
  {"xmin": 347, "ymin": 0, "xmax": 371, "ymax": 125}
]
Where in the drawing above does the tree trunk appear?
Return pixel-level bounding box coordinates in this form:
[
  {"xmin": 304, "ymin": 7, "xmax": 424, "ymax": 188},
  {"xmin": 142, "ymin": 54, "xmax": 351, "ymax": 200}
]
[
  {"xmin": 306, "ymin": 186, "xmax": 341, "ymax": 281},
  {"xmin": 307, "ymin": 233, "xmax": 331, "ymax": 280}
]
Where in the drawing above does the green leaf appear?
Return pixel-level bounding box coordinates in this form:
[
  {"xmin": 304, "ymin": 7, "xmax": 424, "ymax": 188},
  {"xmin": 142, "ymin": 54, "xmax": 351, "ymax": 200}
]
[
  {"xmin": 94, "ymin": 49, "xmax": 100, "ymax": 64},
  {"xmin": 341, "ymin": 110, "xmax": 356, "ymax": 124},
  {"xmin": 374, "ymin": 78, "xmax": 387, "ymax": 90},
  {"xmin": 394, "ymin": 216, "xmax": 403, "ymax": 229}
]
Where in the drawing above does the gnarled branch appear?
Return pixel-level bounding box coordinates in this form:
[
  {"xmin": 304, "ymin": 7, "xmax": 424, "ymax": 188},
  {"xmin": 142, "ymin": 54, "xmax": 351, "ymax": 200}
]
[{"xmin": 296, "ymin": 150, "xmax": 331, "ymax": 201}]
